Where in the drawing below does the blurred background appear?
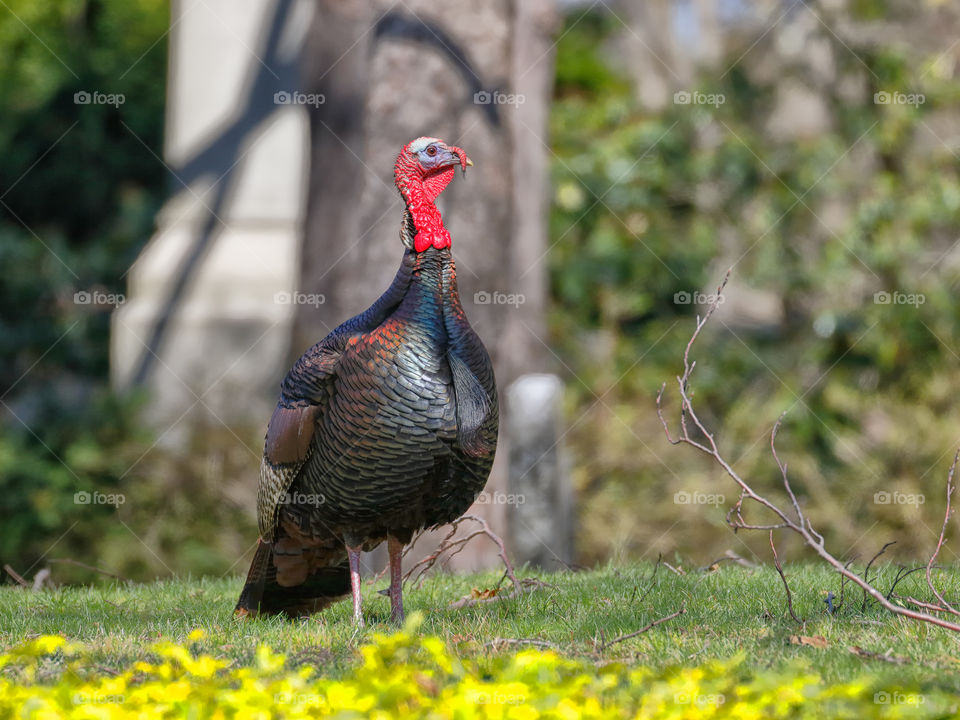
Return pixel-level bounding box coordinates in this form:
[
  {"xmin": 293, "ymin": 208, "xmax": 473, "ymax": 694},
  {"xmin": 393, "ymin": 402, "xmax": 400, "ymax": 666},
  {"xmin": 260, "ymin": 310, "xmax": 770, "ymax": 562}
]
[{"xmin": 3, "ymin": 0, "xmax": 960, "ymax": 585}]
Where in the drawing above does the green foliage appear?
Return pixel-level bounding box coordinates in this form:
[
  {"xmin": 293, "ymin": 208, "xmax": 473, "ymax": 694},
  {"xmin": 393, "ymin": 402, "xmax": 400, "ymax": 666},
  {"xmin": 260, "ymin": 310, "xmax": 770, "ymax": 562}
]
[
  {"xmin": 5, "ymin": 627, "xmax": 957, "ymax": 718},
  {"xmin": 548, "ymin": 8, "xmax": 960, "ymax": 564},
  {"xmin": 0, "ymin": 0, "xmax": 172, "ymax": 577}
]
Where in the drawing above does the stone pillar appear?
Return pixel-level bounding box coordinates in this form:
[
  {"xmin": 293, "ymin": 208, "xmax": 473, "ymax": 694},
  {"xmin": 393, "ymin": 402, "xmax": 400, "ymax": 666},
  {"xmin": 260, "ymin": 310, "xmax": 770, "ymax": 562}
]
[
  {"xmin": 111, "ymin": 0, "xmax": 314, "ymax": 437},
  {"xmin": 506, "ymin": 374, "xmax": 574, "ymax": 569}
]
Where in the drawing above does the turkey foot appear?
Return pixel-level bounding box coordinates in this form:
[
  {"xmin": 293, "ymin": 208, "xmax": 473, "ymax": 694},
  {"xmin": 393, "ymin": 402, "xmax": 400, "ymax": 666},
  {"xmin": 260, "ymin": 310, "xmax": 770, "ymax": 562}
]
[
  {"xmin": 346, "ymin": 544, "xmax": 364, "ymax": 627},
  {"xmin": 387, "ymin": 535, "xmax": 405, "ymax": 624}
]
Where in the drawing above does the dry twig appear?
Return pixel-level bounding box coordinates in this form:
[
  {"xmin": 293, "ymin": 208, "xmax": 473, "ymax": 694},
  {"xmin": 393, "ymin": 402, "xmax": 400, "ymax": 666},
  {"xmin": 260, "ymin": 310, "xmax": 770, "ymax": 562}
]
[
  {"xmin": 657, "ymin": 271, "xmax": 960, "ymax": 633},
  {"xmin": 598, "ymin": 606, "xmax": 686, "ymax": 652},
  {"xmin": 769, "ymin": 530, "xmax": 803, "ymax": 626},
  {"xmin": 926, "ymin": 451, "xmax": 960, "ymax": 617},
  {"xmin": 47, "ymin": 558, "xmax": 133, "ymax": 583}
]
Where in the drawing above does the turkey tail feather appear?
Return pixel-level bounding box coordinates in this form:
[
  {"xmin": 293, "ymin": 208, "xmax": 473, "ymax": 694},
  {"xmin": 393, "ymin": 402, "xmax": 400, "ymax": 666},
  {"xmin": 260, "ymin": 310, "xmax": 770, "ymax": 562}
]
[{"xmin": 235, "ymin": 539, "xmax": 351, "ymax": 617}]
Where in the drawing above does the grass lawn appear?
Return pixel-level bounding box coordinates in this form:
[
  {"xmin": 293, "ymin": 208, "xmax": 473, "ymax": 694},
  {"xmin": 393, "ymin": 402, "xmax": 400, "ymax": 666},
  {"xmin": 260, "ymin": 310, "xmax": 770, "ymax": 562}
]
[{"xmin": 3, "ymin": 562, "xmax": 959, "ymax": 692}]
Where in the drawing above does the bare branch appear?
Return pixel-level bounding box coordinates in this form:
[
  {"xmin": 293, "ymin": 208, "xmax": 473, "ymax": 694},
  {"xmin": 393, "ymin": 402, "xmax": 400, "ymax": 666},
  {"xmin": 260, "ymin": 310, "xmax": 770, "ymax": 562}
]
[
  {"xmin": 926, "ymin": 451, "xmax": 960, "ymax": 616},
  {"xmin": 659, "ymin": 272, "xmax": 960, "ymax": 634},
  {"xmin": 3, "ymin": 564, "xmax": 28, "ymax": 588},
  {"xmin": 397, "ymin": 514, "xmax": 537, "ymax": 610}
]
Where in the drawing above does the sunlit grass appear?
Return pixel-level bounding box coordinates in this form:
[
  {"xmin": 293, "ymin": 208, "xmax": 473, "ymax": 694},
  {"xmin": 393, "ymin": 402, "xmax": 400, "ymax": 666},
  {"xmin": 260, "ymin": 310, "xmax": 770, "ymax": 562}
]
[{"xmin": 2, "ymin": 562, "xmax": 959, "ymax": 692}]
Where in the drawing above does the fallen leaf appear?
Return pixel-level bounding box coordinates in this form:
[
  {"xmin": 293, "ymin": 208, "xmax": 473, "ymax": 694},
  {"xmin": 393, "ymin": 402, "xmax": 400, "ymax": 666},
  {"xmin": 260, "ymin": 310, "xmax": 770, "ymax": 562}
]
[
  {"xmin": 470, "ymin": 587, "xmax": 500, "ymax": 600},
  {"xmin": 789, "ymin": 635, "xmax": 829, "ymax": 649}
]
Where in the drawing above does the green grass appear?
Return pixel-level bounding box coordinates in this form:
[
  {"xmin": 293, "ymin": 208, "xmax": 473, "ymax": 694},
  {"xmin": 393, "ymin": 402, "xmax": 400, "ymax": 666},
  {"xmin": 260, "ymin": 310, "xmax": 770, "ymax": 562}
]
[{"xmin": 2, "ymin": 563, "xmax": 959, "ymax": 691}]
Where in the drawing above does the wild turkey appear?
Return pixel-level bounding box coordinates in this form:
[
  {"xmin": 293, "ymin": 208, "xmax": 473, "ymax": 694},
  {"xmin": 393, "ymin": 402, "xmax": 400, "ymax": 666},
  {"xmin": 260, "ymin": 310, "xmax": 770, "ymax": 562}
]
[{"xmin": 235, "ymin": 137, "xmax": 498, "ymax": 623}]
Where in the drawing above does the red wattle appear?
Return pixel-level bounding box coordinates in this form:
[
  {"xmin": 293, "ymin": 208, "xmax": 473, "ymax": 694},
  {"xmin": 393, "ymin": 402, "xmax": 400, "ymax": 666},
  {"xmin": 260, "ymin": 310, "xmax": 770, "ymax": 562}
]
[{"xmin": 423, "ymin": 166, "xmax": 455, "ymax": 203}]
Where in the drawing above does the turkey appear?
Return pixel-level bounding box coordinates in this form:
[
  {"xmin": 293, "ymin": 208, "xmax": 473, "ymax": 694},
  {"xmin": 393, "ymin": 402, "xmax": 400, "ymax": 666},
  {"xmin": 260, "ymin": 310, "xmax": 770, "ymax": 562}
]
[{"xmin": 235, "ymin": 137, "xmax": 498, "ymax": 624}]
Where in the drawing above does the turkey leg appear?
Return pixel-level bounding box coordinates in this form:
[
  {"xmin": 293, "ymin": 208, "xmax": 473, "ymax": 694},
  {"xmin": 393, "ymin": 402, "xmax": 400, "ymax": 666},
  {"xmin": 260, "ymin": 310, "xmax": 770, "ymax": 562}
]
[
  {"xmin": 346, "ymin": 543, "xmax": 364, "ymax": 626},
  {"xmin": 387, "ymin": 535, "xmax": 405, "ymax": 623}
]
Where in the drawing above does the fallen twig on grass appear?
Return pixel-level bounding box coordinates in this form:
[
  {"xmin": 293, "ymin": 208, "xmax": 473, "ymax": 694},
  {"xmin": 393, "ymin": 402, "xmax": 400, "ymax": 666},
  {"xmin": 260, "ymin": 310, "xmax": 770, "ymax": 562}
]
[
  {"xmin": 700, "ymin": 550, "xmax": 758, "ymax": 572},
  {"xmin": 484, "ymin": 638, "xmax": 557, "ymax": 650},
  {"xmin": 47, "ymin": 558, "xmax": 133, "ymax": 583},
  {"xmin": 598, "ymin": 605, "xmax": 686, "ymax": 652},
  {"xmin": 658, "ymin": 271, "xmax": 960, "ymax": 633},
  {"xmin": 663, "ymin": 561, "xmax": 685, "ymax": 576},
  {"xmin": 3, "ymin": 564, "xmax": 28, "ymax": 587}
]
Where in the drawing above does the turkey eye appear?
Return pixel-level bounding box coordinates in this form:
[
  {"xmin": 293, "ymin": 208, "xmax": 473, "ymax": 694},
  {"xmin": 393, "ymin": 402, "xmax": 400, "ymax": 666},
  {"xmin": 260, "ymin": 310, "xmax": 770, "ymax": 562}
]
[{"xmin": 426, "ymin": 146, "xmax": 437, "ymax": 156}]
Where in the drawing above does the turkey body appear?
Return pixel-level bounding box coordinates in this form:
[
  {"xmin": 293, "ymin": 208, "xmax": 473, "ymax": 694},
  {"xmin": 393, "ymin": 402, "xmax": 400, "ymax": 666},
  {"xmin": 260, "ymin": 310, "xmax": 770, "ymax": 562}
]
[{"xmin": 236, "ymin": 228, "xmax": 498, "ymax": 617}]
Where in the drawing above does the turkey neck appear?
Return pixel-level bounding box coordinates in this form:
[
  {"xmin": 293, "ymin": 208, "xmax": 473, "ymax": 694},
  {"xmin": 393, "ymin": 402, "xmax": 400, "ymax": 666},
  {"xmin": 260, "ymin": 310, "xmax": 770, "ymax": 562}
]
[{"xmin": 389, "ymin": 206, "xmax": 461, "ymax": 339}]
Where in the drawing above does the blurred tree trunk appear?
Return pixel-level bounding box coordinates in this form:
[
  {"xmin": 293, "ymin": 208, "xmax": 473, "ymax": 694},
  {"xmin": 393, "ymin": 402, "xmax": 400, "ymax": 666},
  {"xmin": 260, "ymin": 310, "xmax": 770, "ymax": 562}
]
[
  {"xmin": 293, "ymin": 0, "xmax": 373, "ymax": 353},
  {"xmin": 293, "ymin": 0, "xmax": 561, "ymax": 569}
]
